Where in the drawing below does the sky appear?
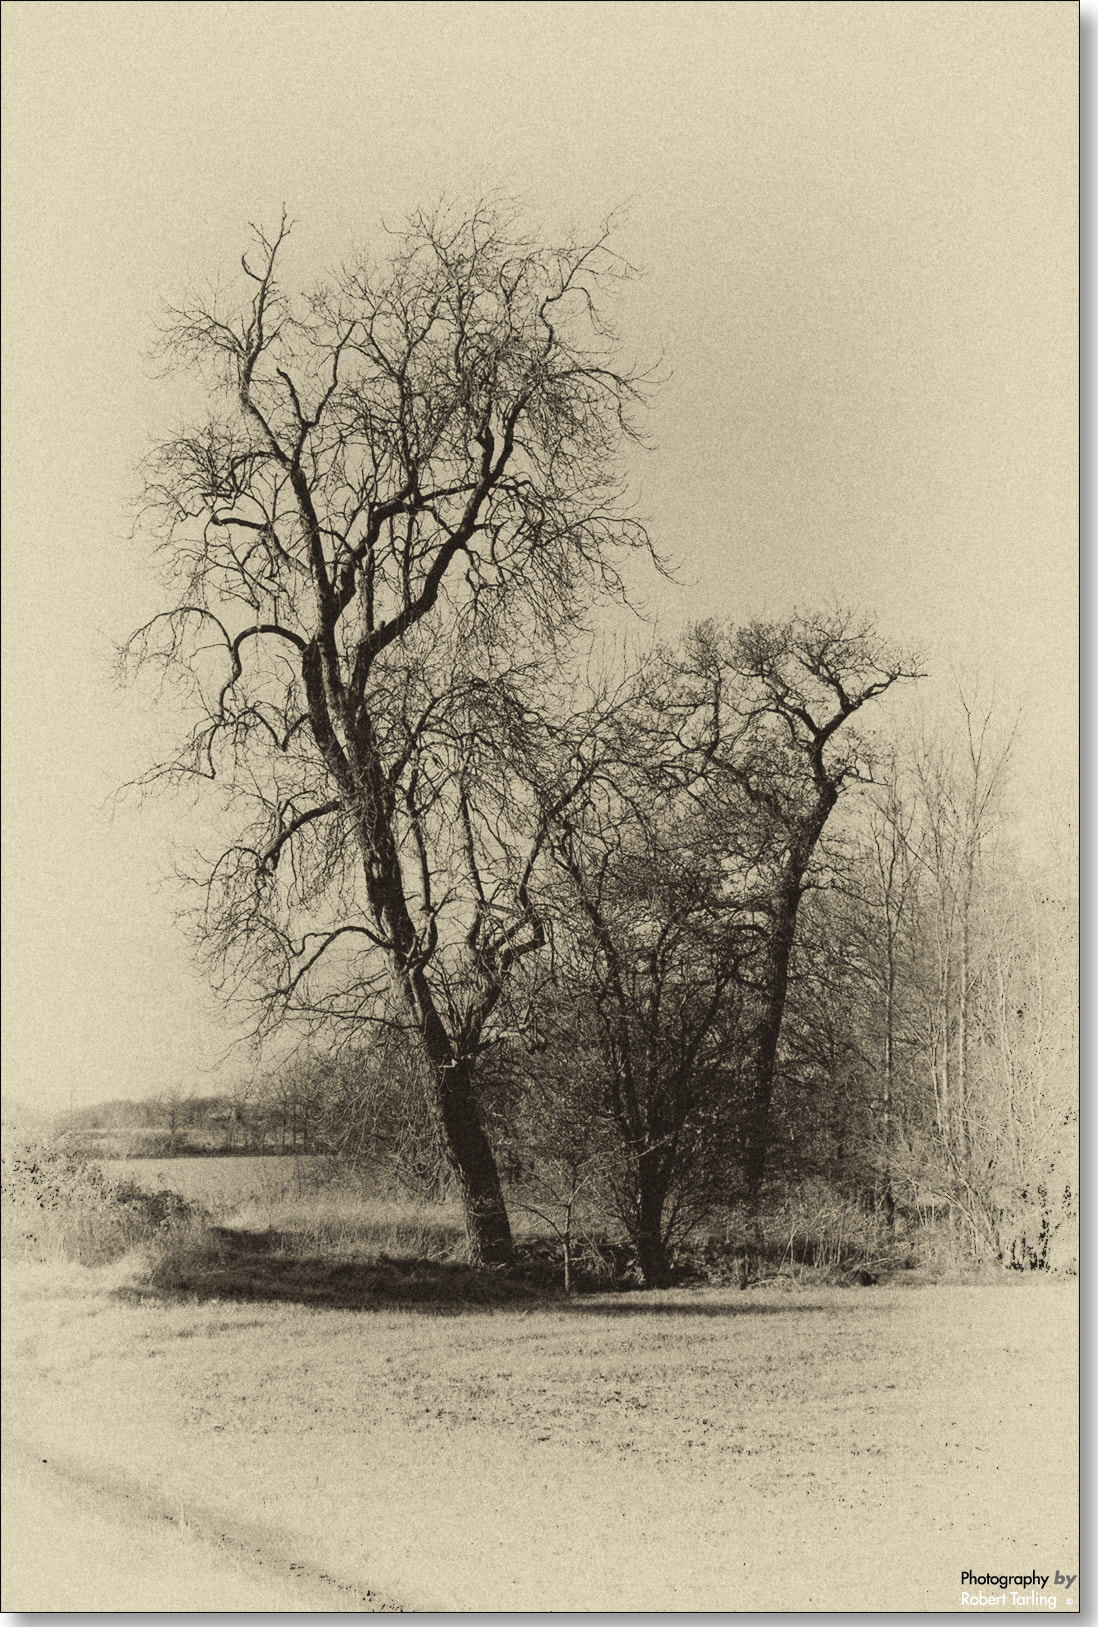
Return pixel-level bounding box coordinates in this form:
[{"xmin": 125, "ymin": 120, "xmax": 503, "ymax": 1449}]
[{"xmin": 2, "ymin": 1, "xmax": 1079, "ymax": 1113}]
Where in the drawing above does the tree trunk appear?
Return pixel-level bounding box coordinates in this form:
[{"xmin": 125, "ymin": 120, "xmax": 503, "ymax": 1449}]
[
  {"xmin": 432, "ymin": 1056, "xmax": 515, "ymax": 1265},
  {"xmin": 404, "ymin": 964, "xmax": 513, "ymax": 1263},
  {"xmin": 634, "ymin": 1153, "xmax": 672, "ymax": 1287},
  {"xmin": 742, "ymin": 889, "xmax": 801, "ymax": 1203},
  {"xmin": 881, "ymin": 949, "xmax": 896, "ymax": 1231},
  {"xmin": 957, "ymin": 853, "xmax": 974, "ymax": 1177},
  {"xmin": 741, "ymin": 956, "xmax": 793, "ymax": 1203},
  {"xmin": 741, "ymin": 1077, "xmax": 773, "ymax": 1206},
  {"xmin": 355, "ymin": 794, "xmax": 516, "ymax": 1266},
  {"xmin": 635, "ymin": 1225, "xmax": 671, "ymax": 1289}
]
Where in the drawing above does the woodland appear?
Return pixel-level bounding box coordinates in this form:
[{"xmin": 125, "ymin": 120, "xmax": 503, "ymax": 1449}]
[{"xmin": 72, "ymin": 201, "xmax": 1077, "ymax": 1287}]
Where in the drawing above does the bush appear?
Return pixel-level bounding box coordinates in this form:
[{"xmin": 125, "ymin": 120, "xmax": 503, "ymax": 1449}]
[{"xmin": 1, "ymin": 1135, "xmax": 206, "ymax": 1266}]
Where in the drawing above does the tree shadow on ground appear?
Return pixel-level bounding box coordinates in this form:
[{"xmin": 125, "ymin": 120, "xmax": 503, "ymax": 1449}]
[
  {"xmin": 112, "ymin": 1225, "xmax": 543, "ymax": 1315},
  {"xmin": 556, "ymin": 1296, "xmax": 889, "ymax": 1318},
  {"xmin": 110, "ymin": 1225, "xmax": 889, "ymax": 1318}
]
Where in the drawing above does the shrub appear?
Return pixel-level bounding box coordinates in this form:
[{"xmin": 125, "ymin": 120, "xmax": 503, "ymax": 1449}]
[{"xmin": 1, "ymin": 1135, "xmax": 205, "ymax": 1266}]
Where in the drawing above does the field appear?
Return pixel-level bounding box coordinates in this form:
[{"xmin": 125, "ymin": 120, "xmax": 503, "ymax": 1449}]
[
  {"xmin": 102, "ymin": 1154, "xmax": 332, "ymax": 1208},
  {"xmin": 1, "ymin": 1158, "xmax": 1080, "ymax": 1613}
]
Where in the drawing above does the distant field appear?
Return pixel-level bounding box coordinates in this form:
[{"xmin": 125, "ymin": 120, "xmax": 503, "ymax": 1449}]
[
  {"xmin": 101, "ymin": 1156, "xmax": 330, "ymax": 1212},
  {"xmin": 99, "ymin": 1158, "xmax": 543, "ymax": 1255}
]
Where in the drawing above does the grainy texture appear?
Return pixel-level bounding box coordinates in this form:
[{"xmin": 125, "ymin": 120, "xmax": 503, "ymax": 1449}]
[{"xmin": 2, "ymin": 1261, "xmax": 1077, "ymax": 1612}]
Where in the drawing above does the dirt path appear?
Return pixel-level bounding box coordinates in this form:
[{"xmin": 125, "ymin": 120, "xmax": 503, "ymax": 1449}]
[
  {"xmin": 1, "ymin": 1433, "xmax": 404, "ymax": 1612},
  {"xmin": 1, "ymin": 1264, "xmax": 1078, "ymax": 1612}
]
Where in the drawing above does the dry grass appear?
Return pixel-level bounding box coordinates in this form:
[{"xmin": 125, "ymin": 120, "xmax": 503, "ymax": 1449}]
[
  {"xmin": 1, "ymin": 1247, "xmax": 1078, "ymax": 1613},
  {"xmin": 103, "ymin": 1157, "xmax": 611, "ymax": 1303},
  {"xmin": 232, "ymin": 1191, "xmax": 471, "ymax": 1259},
  {"xmin": 100, "ymin": 1154, "xmax": 330, "ymax": 1214},
  {"xmin": 3, "ymin": 1153, "xmax": 1079, "ymax": 1609},
  {"xmin": 131, "ymin": 1222, "xmax": 554, "ymax": 1313},
  {"xmin": 2, "ymin": 1141, "xmax": 207, "ymax": 1269},
  {"xmin": 107, "ymin": 1157, "xmax": 526, "ymax": 1263}
]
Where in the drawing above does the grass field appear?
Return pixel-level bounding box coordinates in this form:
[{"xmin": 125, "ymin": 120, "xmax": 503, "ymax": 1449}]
[
  {"xmin": 1, "ymin": 1229, "xmax": 1078, "ymax": 1613},
  {"xmin": 101, "ymin": 1155, "xmax": 332, "ymax": 1212}
]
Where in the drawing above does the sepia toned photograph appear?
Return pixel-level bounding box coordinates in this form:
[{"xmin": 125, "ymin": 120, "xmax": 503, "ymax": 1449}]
[{"xmin": 1, "ymin": 0, "xmax": 1079, "ymax": 1614}]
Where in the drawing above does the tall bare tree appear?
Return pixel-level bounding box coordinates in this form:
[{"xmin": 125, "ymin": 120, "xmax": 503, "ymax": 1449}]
[
  {"xmin": 906, "ymin": 695, "xmax": 1015, "ymax": 1195},
  {"xmin": 520, "ymin": 612, "xmax": 919, "ymax": 1282},
  {"xmin": 657, "ymin": 613, "xmax": 923, "ymax": 1201},
  {"xmin": 122, "ymin": 201, "xmax": 654, "ymax": 1263},
  {"xmin": 886, "ymin": 695, "xmax": 1077, "ymax": 1265}
]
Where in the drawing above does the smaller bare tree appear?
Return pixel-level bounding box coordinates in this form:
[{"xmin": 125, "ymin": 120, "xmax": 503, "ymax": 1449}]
[
  {"xmin": 157, "ymin": 1086, "xmax": 195, "ymax": 1156},
  {"xmin": 505, "ymin": 1030, "xmax": 621, "ymax": 1292}
]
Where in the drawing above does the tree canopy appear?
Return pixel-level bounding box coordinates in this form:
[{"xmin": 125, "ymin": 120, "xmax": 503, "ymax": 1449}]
[{"xmin": 123, "ymin": 201, "xmax": 657, "ymax": 1262}]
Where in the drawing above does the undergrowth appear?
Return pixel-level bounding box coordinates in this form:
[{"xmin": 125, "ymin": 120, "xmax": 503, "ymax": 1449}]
[
  {"xmin": 5, "ymin": 1138, "xmax": 1041, "ymax": 1306},
  {"xmin": 1, "ymin": 1135, "xmax": 207, "ymax": 1267}
]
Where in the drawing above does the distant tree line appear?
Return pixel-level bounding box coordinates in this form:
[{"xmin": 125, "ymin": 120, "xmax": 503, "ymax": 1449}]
[{"xmin": 52, "ymin": 1085, "xmax": 318, "ymax": 1159}]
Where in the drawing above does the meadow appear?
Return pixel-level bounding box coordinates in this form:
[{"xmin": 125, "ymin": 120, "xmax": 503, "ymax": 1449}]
[
  {"xmin": 1, "ymin": 1151, "xmax": 1080, "ymax": 1612},
  {"xmin": 103, "ymin": 1154, "xmax": 332, "ymax": 1212}
]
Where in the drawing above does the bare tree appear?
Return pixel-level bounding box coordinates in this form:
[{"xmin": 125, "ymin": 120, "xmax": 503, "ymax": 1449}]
[
  {"xmin": 305, "ymin": 1040, "xmax": 452, "ymax": 1199},
  {"xmin": 771, "ymin": 880, "xmax": 881, "ymax": 1196},
  {"xmin": 905, "ymin": 695, "xmax": 1015, "ymax": 1204},
  {"xmin": 655, "ymin": 612, "xmax": 923, "ymax": 1202},
  {"xmin": 506, "ymin": 1035, "xmax": 619, "ymax": 1293},
  {"xmin": 157, "ymin": 1086, "xmax": 195, "ymax": 1156},
  {"xmin": 121, "ymin": 201, "xmax": 655, "ymax": 1263},
  {"xmin": 883, "ymin": 696, "xmax": 1076, "ymax": 1267},
  {"xmin": 519, "ymin": 611, "xmax": 919, "ymax": 1283},
  {"xmin": 537, "ymin": 803, "xmax": 750, "ymax": 1287},
  {"xmin": 968, "ymin": 861, "xmax": 1077, "ymax": 1270},
  {"xmin": 794, "ymin": 691, "xmax": 1078, "ymax": 1273}
]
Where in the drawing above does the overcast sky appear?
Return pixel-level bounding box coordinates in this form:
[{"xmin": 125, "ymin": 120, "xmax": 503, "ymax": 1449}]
[{"xmin": 2, "ymin": 1, "xmax": 1078, "ymax": 1113}]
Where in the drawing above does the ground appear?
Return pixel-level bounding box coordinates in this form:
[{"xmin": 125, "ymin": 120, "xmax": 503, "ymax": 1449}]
[{"xmin": 1, "ymin": 1255, "xmax": 1078, "ymax": 1613}]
